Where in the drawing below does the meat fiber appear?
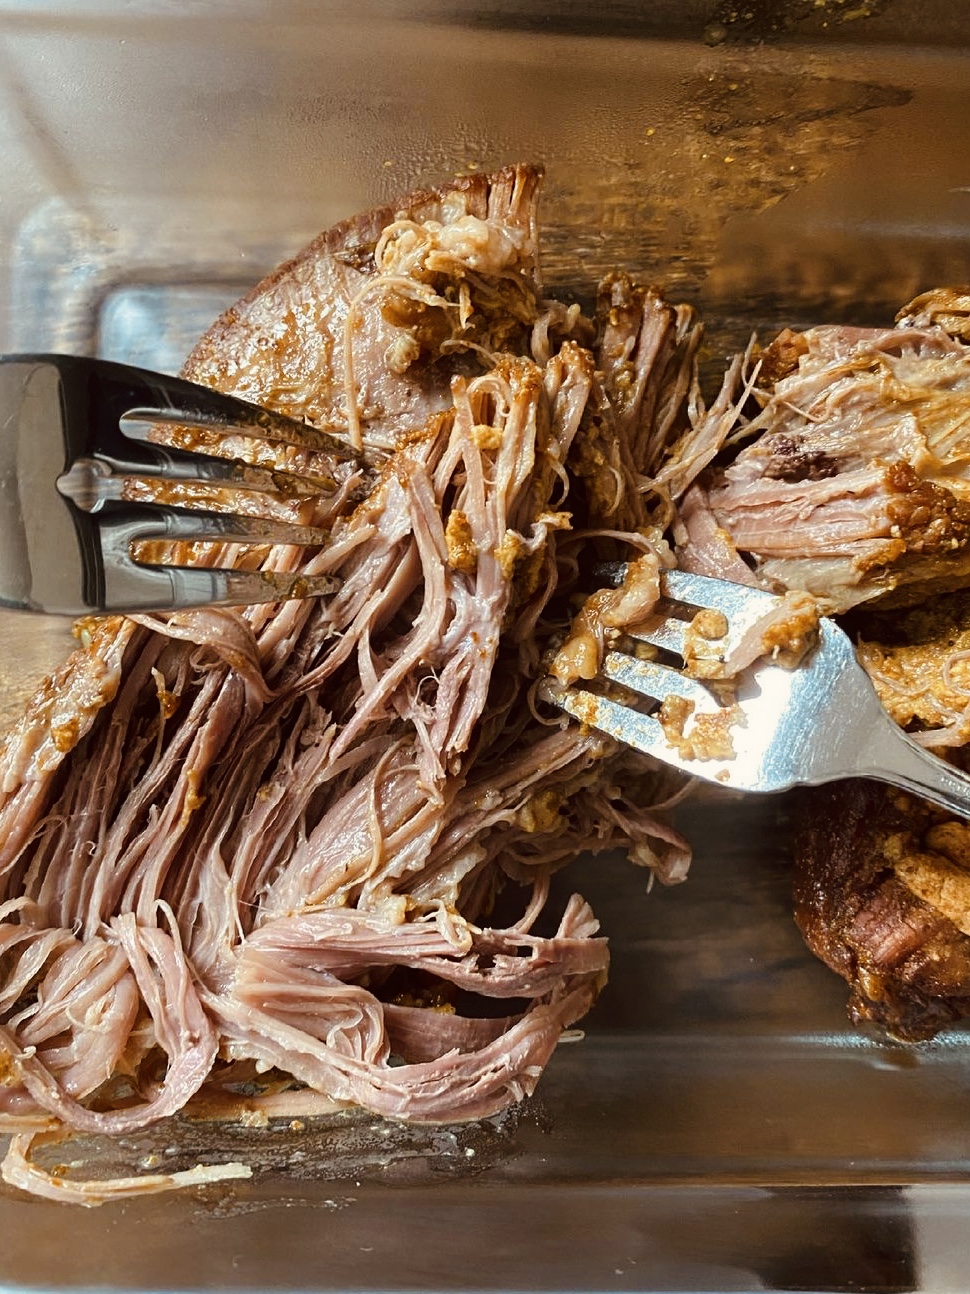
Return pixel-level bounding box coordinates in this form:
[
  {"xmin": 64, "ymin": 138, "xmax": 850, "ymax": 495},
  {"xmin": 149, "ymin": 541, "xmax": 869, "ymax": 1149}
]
[{"xmin": 0, "ymin": 166, "xmax": 698, "ymax": 1202}]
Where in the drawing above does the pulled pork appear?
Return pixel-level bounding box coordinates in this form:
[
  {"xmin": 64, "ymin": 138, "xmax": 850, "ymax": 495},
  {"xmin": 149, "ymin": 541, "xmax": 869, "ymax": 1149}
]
[
  {"xmin": 7, "ymin": 160, "xmax": 963, "ymax": 1201},
  {"xmin": 0, "ymin": 165, "xmax": 698, "ymax": 1202}
]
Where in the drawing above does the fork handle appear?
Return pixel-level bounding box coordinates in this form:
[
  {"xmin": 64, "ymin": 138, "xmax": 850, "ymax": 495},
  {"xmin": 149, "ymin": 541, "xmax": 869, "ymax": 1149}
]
[{"xmin": 861, "ymin": 721, "xmax": 970, "ymax": 819}]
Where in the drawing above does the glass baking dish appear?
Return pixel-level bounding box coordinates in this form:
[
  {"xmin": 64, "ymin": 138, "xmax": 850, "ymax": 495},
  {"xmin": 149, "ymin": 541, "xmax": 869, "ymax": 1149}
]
[{"xmin": 1, "ymin": 3, "xmax": 970, "ymax": 1289}]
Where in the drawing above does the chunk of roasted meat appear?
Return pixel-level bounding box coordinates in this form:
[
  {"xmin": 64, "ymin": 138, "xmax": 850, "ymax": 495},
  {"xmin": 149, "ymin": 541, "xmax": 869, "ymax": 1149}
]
[
  {"xmin": 791, "ymin": 587, "xmax": 970, "ymax": 1038},
  {"xmin": 674, "ymin": 296, "xmax": 970, "ymax": 614},
  {"xmin": 794, "ymin": 779, "xmax": 970, "ymax": 1042}
]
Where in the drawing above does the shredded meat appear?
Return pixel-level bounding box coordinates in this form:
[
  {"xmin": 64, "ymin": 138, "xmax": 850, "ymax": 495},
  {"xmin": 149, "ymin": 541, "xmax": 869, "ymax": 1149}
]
[
  {"xmin": 0, "ymin": 165, "xmax": 696, "ymax": 1203},
  {"xmin": 7, "ymin": 158, "xmax": 964, "ymax": 1200},
  {"xmin": 855, "ymin": 589, "xmax": 970, "ymax": 749}
]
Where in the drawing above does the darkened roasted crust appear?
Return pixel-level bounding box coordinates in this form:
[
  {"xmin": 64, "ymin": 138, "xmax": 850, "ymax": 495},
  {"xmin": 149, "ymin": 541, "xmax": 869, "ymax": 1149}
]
[{"xmin": 793, "ymin": 780, "xmax": 970, "ymax": 1041}]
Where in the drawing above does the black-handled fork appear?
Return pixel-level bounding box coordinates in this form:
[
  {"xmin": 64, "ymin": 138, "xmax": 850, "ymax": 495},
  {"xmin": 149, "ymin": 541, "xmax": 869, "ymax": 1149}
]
[{"xmin": 0, "ymin": 354, "xmax": 359, "ymax": 615}]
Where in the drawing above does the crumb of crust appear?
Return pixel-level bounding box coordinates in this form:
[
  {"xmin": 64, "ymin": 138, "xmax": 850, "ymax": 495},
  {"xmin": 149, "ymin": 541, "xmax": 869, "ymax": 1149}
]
[
  {"xmin": 689, "ymin": 708, "xmax": 741, "ymax": 761},
  {"xmin": 761, "ymin": 595, "xmax": 820, "ymax": 665},
  {"xmin": 683, "ymin": 609, "xmax": 728, "ymax": 678},
  {"xmin": 494, "ymin": 530, "xmax": 524, "ymax": 580},
  {"xmin": 756, "ymin": 328, "xmax": 810, "ymax": 388},
  {"xmin": 657, "ymin": 695, "xmax": 694, "ymax": 758},
  {"xmin": 925, "ymin": 820, "xmax": 970, "ymax": 872},
  {"xmin": 237, "ymin": 1108, "xmax": 271, "ymax": 1129},
  {"xmin": 445, "ymin": 509, "xmax": 477, "ymax": 574},
  {"xmin": 517, "ymin": 789, "xmax": 564, "ymax": 834},
  {"xmin": 657, "ymin": 695, "xmax": 741, "ymax": 762},
  {"xmin": 691, "ymin": 609, "xmax": 728, "ymax": 641},
  {"xmin": 885, "ymin": 462, "xmax": 970, "ymax": 556}
]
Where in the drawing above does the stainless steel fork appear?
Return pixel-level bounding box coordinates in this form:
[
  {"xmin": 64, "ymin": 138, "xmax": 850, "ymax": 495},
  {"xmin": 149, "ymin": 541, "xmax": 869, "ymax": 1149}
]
[
  {"xmin": 544, "ymin": 567, "xmax": 970, "ymax": 818},
  {"xmin": 0, "ymin": 354, "xmax": 358, "ymax": 615}
]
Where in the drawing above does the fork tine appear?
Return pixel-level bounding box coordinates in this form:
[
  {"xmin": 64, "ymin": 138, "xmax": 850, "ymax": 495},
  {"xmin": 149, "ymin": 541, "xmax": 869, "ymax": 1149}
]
[
  {"xmin": 60, "ymin": 440, "xmax": 339, "ymax": 498},
  {"xmin": 95, "ymin": 506, "xmax": 339, "ymax": 611},
  {"xmin": 103, "ymin": 503, "xmax": 331, "ymax": 550},
  {"xmin": 105, "ymin": 560, "xmax": 340, "ymax": 613},
  {"xmin": 115, "ymin": 441, "xmax": 340, "ymax": 496},
  {"xmin": 56, "ymin": 456, "xmax": 340, "ymax": 518},
  {"xmin": 13, "ymin": 351, "xmax": 355, "ymax": 464},
  {"xmin": 119, "ymin": 402, "xmax": 356, "ymax": 458},
  {"xmin": 594, "ymin": 564, "xmax": 780, "ymax": 660},
  {"xmin": 625, "ymin": 615, "xmax": 690, "ymax": 658},
  {"xmin": 600, "ymin": 651, "xmax": 720, "ymax": 711},
  {"xmin": 594, "ymin": 562, "xmax": 779, "ymax": 619},
  {"xmin": 661, "ymin": 569, "xmax": 779, "ymax": 619},
  {"xmin": 173, "ymin": 567, "xmax": 340, "ymax": 608}
]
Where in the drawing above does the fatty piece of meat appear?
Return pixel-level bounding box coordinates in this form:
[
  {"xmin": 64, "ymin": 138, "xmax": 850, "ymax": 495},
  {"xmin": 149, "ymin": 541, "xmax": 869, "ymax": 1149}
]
[{"xmin": 675, "ymin": 313, "xmax": 970, "ymax": 613}]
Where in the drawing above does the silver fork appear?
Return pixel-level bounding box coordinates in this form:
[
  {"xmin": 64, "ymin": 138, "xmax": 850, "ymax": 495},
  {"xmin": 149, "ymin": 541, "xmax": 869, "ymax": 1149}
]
[
  {"xmin": 544, "ymin": 567, "xmax": 970, "ymax": 818},
  {"xmin": 1, "ymin": 353, "xmax": 359, "ymax": 615}
]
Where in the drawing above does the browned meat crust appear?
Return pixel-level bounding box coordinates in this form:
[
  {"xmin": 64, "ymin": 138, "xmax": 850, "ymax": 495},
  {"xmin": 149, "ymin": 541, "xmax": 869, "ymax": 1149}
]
[{"xmin": 793, "ymin": 780, "xmax": 970, "ymax": 1041}]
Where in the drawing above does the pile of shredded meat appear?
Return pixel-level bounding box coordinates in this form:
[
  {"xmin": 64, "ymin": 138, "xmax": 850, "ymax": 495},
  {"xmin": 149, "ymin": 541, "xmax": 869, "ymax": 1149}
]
[
  {"xmin": 0, "ymin": 165, "xmax": 704, "ymax": 1203},
  {"xmin": 3, "ymin": 158, "xmax": 969, "ymax": 1204}
]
